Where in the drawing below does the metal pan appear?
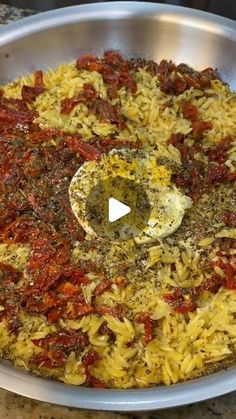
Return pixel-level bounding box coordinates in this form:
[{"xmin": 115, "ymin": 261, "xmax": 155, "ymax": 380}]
[{"xmin": 0, "ymin": 2, "xmax": 235, "ymax": 411}]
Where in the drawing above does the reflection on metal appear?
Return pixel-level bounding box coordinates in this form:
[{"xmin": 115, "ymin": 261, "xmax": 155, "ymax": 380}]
[{"xmin": 3, "ymin": 0, "xmax": 236, "ymax": 17}]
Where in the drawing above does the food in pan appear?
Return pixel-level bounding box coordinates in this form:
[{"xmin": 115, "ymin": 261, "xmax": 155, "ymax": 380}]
[{"xmin": 0, "ymin": 51, "xmax": 235, "ymax": 388}]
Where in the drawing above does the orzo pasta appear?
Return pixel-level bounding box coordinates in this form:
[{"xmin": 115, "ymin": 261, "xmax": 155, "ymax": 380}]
[{"xmin": 0, "ymin": 51, "xmax": 235, "ymax": 388}]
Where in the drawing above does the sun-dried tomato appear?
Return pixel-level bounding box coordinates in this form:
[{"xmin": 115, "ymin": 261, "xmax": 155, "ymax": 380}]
[
  {"xmin": 92, "ymin": 137, "xmax": 140, "ymax": 152},
  {"xmin": 82, "ymin": 350, "xmax": 105, "ymax": 388},
  {"xmin": 98, "ymin": 322, "xmax": 115, "ymax": 342},
  {"xmin": 76, "ymin": 54, "xmax": 100, "ymax": 72},
  {"xmin": 90, "ymin": 98, "xmax": 124, "ymax": 126},
  {"xmin": 206, "ymin": 164, "xmax": 228, "ymax": 184},
  {"xmin": 207, "ymin": 136, "xmax": 232, "ymax": 163},
  {"xmin": 118, "ymin": 71, "xmax": 137, "ymax": 94},
  {"xmin": 69, "ymin": 270, "xmax": 90, "ymax": 286},
  {"xmin": 0, "ymin": 96, "xmax": 29, "ymax": 112},
  {"xmin": 47, "ymin": 307, "xmax": 65, "ymax": 323},
  {"xmin": 193, "ymin": 257, "xmax": 236, "ymax": 296},
  {"xmin": 184, "ymin": 74, "xmax": 201, "ymax": 89},
  {"xmin": 31, "ymin": 351, "xmax": 67, "ymax": 368},
  {"xmin": 42, "ymin": 291, "xmax": 58, "ymax": 309},
  {"xmin": 0, "ymin": 263, "xmax": 22, "ymax": 284},
  {"xmin": 86, "ymin": 373, "xmax": 105, "ymax": 388},
  {"xmin": 27, "ymin": 126, "xmax": 62, "ymax": 144},
  {"xmin": 163, "ymin": 288, "xmax": 197, "ymax": 314},
  {"xmin": 136, "ymin": 312, "xmax": 154, "ymax": 344},
  {"xmin": 21, "ymin": 70, "xmax": 45, "ymax": 103},
  {"xmin": 32, "ymin": 330, "xmax": 89, "ymax": 352},
  {"xmin": 224, "ymin": 263, "xmax": 236, "ymax": 290},
  {"xmin": 169, "ymin": 130, "xmax": 234, "ymax": 203},
  {"xmin": 223, "ymin": 211, "xmax": 236, "ymax": 228},
  {"xmin": 99, "ymin": 63, "xmax": 115, "ymax": 84},
  {"xmin": 191, "ymin": 120, "xmax": 212, "ymax": 139},
  {"xmin": 0, "ymin": 106, "xmax": 104, "ymax": 330},
  {"xmin": 112, "ymin": 276, "xmax": 128, "ymax": 287},
  {"xmin": 60, "ymin": 83, "xmax": 97, "ymax": 114},
  {"xmin": 83, "ymin": 349, "xmax": 100, "ymax": 367},
  {"xmin": 4, "ymin": 303, "xmax": 21, "ymax": 334},
  {"xmin": 181, "ymin": 101, "xmax": 198, "ymax": 121},
  {"xmin": 60, "ymin": 97, "xmax": 81, "ymax": 114},
  {"xmin": 103, "ymin": 50, "xmax": 124, "ymax": 66},
  {"xmin": 175, "ymin": 301, "xmax": 197, "ymax": 314},
  {"xmin": 203, "ymin": 275, "xmax": 223, "ymax": 294},
  {"xmin": 57, "ymin": 282, "xmax": 79, "ymax": 296},
  {"xmin": 21, "ymin": 292, "xmax": 49, "ymax": 314},
  {"xmin": 27, "ymin": 240, "xmax": 53, "ymax": 273},
  {"xmin": 4, "ymin": 219, "xmax": 43, "ymax": 244},
  {"xmin": 27, "ymin": 238, "xmax": 72, "ymax": 293},
  {"xmin": 174, "ymin": 77, "xmax": 188, "ymax": 95},
  {"xmin": 107, "ymin": 85, "xmax": 118, "ymax": 99},
  {"xmin": 156, "ymin": 61, "xmax": 219, "ymax": 96},
  {"xmin": 0, "ymin": 106, "xmax": 38, "ymax": 124},
  {"xmin": 93, "ymin": 280, "xmax": 111, "ymax": 297},
  {"xmin": 157, "ymin": 59, "xmax": 176, "ymax": 75},
  {"xmin": 168, "ymin": 132, "xmax": 185, "ymax": 147},
  {"xmin": 77, "ymin": 51, "xmax": 137, "ymax": 95},
  {"xmin": 34, "ymin": 70, "xmax": 44, "ymax": 89},
  {"xmin": 65, "ymin": 136, "xmax": 101, "ymax": 160},
  {"xmin": 82, "ymin": 83, "xmax": 97, "ymax": 101},
  {"xmin": 227, "ymin": 172, "xmax": 236, "ymax": 181},
  {"xmin": 159, "ymin": 76, "xmax": 173, "ymax": 94},
  {"xmin": 21, "ymin": 85, "xmax": 42, "ymax": 103},
  {"xmin": 67, "ymin": 302, "xmax": 94, "ymax": 320},
  {"xmin": 96, "ymin": 303, "xmax": 125, "ymax": 320}
]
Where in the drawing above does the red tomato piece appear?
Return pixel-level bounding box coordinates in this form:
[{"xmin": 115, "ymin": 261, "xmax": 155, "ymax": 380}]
[
  {"xmin": 223, "ymin": 211, "xmax": 236, "ymax": 228},
  {"xmin": 191, "ymin": 120, "xmax": 212, "ymax": 139},
  {"xmin": 224, "ymin": 263, "xmax": 236, "ymax": 290},
  {"xmin": 66, "ymin": 136, "xmax": 101, "ymax": 160},
  {"xmin": 93, "ymin": 280, "xmax": 111, "ymax": 297},
  {"xmin": 181, "ymin": 101, "xmax": 198, "ymax": 121},
  {"xmin": 96, "ymin": 303, "xmax": 125, "ymax": 320},
  {"xmin": 76, "ymin": 54, "xmax": 100, "ymax": 72},
  {"xmin": 136, "ymin": 312, "xmax": 154, "ymax": 344}
]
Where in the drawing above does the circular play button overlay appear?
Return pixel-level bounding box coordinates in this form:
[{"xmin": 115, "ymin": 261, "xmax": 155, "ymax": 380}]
[
  {"xmin": 69, "ymin": 149, "xmax": 192, "ymax": 243},
  {"xmin": 85, "ymin": 176, "xmax": 151, "ymax": 241}
]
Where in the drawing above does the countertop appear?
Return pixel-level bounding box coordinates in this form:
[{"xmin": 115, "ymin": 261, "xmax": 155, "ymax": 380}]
[
  {"xmin": 0, "ymin": 2, "xmax": 235, "ymax": 418},
  {"xmin": 0, "ymin": 2, "xmax": 36, "ymax": 25}
]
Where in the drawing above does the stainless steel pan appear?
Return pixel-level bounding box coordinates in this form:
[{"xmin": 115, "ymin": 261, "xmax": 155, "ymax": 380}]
[{"xmin": 0, "ymin": 2, "xmax": 235, "ymax": 411}]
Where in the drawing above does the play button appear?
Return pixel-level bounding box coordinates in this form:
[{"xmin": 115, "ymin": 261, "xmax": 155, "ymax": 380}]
[
  {"xmin": 108, "ymin": 198, "xmax": 130, "ymax": 222},
  {"xmin": 69, "ymin": 150, "xmax": 155, "ymax": 242},
  {"xmin": 84, "ymin": 176, "xmax": 151, "ymax": 241},
  {"xmin": 69, "ymin": 149, "xmax": 191, "ymax": 243}
]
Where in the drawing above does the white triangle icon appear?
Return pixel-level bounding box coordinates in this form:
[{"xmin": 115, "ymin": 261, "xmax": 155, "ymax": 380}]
[{"xmin": 108, "ymin": 197, "xmax": 131, "ymax": 223}]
